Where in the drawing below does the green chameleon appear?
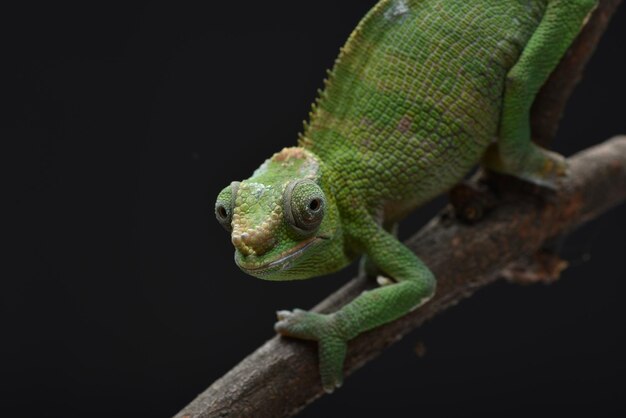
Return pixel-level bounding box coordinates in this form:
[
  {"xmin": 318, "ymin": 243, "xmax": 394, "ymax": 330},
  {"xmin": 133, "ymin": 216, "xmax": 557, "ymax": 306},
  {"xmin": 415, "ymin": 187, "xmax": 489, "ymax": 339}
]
[{"xmin": 214, "ymin": 0, "xmax": 597, "ymax": 392}]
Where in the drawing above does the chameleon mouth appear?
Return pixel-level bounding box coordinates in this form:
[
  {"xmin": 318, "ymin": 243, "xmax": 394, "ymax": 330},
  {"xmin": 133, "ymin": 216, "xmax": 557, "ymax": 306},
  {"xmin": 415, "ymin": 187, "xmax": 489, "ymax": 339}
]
[{"xmin": 235, "ymin": 236, "xmax": 323, "ymax": 273}]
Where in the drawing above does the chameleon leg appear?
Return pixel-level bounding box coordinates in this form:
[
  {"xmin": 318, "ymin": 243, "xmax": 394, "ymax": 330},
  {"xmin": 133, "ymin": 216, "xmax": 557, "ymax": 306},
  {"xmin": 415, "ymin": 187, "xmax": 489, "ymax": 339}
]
[
  {"xmin": 359, "ymin": 221, "xmax": 398, "ymax": 279},
  {"xmin": 484, "ymin": 0, "xmax": 597, "ymax": 188},
  {"xmin": 276, "ymin": 219, "xmax": 435, "ymax": 392}
]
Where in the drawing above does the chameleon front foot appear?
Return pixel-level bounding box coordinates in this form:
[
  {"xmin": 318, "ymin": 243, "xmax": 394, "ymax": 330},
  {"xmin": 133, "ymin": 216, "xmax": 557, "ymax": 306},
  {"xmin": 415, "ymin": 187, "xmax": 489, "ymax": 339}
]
[{"xmin": 275, "ymin": 309, "xmax": 347, "ymax": 393}]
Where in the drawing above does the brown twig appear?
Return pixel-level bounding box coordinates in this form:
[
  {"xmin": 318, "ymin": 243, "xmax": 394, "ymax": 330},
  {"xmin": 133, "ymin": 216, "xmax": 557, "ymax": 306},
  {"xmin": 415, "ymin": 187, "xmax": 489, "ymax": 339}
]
[{"xmin": 174, "ymin": 1, "xmax": 623, "ymax": 417}]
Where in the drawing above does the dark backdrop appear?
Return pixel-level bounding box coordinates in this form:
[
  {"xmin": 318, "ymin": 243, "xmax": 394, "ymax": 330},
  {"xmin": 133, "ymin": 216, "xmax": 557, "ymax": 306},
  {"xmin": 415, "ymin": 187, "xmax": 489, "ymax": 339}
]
[{"xmin": 3, "ymin": 1, "xmax": 626, "ymax": 417}]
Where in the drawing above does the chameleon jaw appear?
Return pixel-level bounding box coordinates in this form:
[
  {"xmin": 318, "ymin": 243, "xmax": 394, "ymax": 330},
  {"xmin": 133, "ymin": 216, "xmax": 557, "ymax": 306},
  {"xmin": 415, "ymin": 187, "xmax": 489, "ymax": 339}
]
[{"xmin": 235, "ymin": 236, "xmax": 324, "ymax": 274}]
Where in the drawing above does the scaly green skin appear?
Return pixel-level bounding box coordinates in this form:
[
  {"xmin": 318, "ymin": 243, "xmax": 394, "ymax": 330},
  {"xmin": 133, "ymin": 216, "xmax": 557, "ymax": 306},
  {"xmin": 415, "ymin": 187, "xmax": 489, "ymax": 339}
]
[{"xmin": 214, "ymin": 0, "xmax": 597, "ymax": 392}]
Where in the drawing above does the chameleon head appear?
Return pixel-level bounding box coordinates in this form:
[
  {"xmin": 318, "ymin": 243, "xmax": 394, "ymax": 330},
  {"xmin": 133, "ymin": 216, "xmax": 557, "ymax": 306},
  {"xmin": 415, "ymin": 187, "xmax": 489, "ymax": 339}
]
[{"xmin": 214, "ymin": 147, "xmax": 345, "ymax": 280}]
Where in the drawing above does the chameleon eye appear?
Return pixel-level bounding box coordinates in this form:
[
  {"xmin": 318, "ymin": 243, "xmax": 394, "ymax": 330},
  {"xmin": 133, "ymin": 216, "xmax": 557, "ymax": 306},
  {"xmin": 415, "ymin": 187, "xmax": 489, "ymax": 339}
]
[
  {"xmin": 215, "ymin": 181, "xmax": 240, "ymax": 232},
  {"xmin": 284, "ymin": 180, "xmax": 325, "ymax": 234}
]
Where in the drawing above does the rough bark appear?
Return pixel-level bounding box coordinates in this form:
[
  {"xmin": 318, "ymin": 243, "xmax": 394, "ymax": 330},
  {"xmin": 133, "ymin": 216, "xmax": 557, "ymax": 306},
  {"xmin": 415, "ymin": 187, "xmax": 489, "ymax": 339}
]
[{"xmin": 174, "ymin": 1, "xmax": 623, "ymax": 417}]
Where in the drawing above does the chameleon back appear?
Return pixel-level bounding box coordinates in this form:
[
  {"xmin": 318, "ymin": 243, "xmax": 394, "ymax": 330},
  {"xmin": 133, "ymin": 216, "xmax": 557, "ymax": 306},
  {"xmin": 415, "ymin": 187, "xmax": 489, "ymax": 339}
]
[{"xmin": 300, "ymin": 0, "xmax": 548, "ymax": 220}]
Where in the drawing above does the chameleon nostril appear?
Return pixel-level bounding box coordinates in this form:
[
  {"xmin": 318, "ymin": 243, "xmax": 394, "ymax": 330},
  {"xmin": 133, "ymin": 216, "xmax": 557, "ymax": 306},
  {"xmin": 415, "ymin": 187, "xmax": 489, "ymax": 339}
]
[{"xmin": 232, "ymin": 234, "xmax": 255, "ymax": 256}]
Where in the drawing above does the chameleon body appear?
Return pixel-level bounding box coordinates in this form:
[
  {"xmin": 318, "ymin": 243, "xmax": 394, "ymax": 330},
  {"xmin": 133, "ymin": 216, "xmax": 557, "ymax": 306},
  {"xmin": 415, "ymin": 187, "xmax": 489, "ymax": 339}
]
[{"xmin": 214, "ymin": 0, "xmax": 597, "ymax": 392}]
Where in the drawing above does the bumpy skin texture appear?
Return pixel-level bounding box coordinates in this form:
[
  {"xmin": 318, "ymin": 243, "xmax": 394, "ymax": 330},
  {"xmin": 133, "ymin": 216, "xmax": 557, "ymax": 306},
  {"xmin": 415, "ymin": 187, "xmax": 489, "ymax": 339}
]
[{"xmin": 214, "ymin": 0, "xmax": 597, "ymax": 392}]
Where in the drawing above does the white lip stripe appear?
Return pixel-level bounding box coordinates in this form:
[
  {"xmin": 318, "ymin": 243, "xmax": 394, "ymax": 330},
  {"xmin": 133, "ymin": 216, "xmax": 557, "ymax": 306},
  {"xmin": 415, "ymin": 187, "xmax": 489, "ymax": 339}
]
[{"xmin": 237, "ymin": 237, "xmax": 321, "ymax": 272}]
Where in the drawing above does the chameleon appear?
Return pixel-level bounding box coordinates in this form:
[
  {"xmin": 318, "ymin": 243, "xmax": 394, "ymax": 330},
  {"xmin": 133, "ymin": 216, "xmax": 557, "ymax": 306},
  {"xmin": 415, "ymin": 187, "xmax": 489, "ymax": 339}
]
[{"xmin": 214, "ymin": 0, "xmax": 597, "ymax": 392}]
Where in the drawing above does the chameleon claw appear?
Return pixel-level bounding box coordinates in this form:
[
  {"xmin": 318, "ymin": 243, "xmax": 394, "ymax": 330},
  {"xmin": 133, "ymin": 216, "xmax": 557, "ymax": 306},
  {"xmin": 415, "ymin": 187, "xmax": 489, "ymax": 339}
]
[
  {"xmin": 376, "ymin": 275, "xmax": 394, "ymax": 286},
  {"xmin": 276, "ymin": 310, "xmax": 293, "ymax": 322},
  {"xmin": 323, "ymin": 375, "xmax": 343, "ymax": 393},
  {"xmin": 323, "ymin": 383, "xmax": 338, "ymax": 394}
]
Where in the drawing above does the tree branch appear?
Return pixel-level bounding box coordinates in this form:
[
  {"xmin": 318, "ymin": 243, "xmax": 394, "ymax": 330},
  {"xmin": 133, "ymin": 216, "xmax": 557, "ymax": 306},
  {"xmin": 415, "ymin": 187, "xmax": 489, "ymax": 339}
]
[{"xmin": 174, "ymin": 1, "xmax": 623, "ymax": 417}]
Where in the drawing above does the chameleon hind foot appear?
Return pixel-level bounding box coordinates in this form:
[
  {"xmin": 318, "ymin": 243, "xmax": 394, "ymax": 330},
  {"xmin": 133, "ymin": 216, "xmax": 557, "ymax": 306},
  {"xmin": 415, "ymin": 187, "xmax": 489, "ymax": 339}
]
[
  {"xmin": 514, "ymin": 148, "xmax": 568, "ymax": 190},
  {"xmin": 483, "ymin": 143, "xmax": 568, "ymax": 190},
  {"xmin": 275, "ymin": 309, "xmax": 347, "ymax": 393}
]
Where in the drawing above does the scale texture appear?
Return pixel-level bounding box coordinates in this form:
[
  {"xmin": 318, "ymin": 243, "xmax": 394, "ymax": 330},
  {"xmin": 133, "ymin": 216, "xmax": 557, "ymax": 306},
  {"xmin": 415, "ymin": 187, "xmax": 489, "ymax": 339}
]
[{"xmin": 301, "ymin": 0, "xmax": 546, "ymax": 216}]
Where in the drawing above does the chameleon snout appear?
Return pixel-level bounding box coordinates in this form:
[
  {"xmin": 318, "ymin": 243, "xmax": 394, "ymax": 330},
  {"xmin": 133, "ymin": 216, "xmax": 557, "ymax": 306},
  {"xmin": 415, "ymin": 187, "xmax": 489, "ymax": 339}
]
[
  {"xmin": 231, "ymin": 211, "xmax": 280, "ymax": 257},
  {"xmin": 231, "ymin": 229, "xmax": 277, "ymax": 257},
  {"xmin": 231, "ymin": 181, "xmax": 284, "ymax": 257}
]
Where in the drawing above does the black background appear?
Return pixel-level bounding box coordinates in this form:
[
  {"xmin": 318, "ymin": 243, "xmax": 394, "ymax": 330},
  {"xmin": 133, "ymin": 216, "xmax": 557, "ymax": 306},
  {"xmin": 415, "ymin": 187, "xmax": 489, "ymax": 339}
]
[{"xmin": 3, "ymin": 1, "xmax": 626, "ymax": 417}]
